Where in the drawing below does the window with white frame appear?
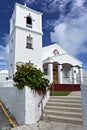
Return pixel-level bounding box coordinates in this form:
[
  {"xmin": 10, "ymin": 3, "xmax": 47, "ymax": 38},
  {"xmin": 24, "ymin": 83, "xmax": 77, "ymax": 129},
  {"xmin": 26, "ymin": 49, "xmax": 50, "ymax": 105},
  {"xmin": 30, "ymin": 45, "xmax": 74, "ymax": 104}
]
[{"xmin": 26, "ymin": 36, "xmax": 33, "ymax": 49}]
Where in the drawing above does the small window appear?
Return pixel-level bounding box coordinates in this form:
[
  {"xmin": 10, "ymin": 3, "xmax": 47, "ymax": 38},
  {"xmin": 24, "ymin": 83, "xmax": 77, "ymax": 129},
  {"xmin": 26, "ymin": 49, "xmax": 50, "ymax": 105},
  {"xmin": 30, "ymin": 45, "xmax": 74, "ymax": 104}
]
[
  {"xmin": 53, "ymin": 49, "xmax": 59, "ymax": 55},
  {"xmin": 26, "ymin": 36, "xmax": 33, "ymax": 49},
  {"xmin": 26, "ymin": 16, "xmax": 32, "ymax": 28},
  {"xmin": 44, "ymin": 68, "xmax": 48, "ymax": 75}
]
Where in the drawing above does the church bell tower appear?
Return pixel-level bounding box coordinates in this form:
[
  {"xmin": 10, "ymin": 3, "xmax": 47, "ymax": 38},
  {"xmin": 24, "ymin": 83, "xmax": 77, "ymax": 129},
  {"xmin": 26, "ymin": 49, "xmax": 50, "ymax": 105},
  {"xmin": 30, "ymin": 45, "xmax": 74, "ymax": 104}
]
[{"xmin": 9, "ymin": 3, "xmax": 43, "ymax": 78}]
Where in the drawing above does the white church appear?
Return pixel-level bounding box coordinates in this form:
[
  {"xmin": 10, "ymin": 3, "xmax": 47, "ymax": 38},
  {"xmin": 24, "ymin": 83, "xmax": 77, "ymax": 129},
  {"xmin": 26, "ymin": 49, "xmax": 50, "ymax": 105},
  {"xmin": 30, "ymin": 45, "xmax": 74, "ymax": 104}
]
[
  {"xmin": 0, "ymin": 2, "xmax": 85, "ymax": 126},
  {"xmin": 9, "ymin": 2, "xmax": 83, "ymax": 85}
]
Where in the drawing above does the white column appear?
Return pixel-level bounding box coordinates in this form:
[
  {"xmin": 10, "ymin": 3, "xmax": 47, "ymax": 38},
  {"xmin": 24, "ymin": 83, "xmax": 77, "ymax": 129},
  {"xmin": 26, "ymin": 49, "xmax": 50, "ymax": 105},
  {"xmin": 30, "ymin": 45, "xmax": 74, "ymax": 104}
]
[
  {"xmin": 48, "ymin": 63, "xmax": 53, "ymax": 84},
  {"xmin": 70, "ymin": 69, "xmax": 72, "ymax": 83},
  {"xmin": 79, "ymin": 67, "xmax": 83, "ymax": 84},
  {"xmin": 58, "ymin": 64, "xmax": 63, "ymax": 84}
]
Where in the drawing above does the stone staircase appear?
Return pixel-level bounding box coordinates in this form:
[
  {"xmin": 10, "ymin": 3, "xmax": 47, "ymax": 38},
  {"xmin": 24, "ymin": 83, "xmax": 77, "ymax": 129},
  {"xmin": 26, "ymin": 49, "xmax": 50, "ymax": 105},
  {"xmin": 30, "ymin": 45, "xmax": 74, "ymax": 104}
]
[{"xmin": 43, "ymin": 94, "xmax": 83, "ymax": 125}]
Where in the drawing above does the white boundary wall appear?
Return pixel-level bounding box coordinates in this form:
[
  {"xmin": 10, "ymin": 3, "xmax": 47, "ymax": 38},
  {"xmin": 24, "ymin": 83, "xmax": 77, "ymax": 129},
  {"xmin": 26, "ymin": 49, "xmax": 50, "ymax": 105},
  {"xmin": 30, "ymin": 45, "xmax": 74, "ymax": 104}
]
[
  {"xmin": 0, "ymin": 81, "xmax": 49, "ymax": 125},
  {"xmin": 81, "ymin": 84, "xmax": 87, "ymax": 130}
]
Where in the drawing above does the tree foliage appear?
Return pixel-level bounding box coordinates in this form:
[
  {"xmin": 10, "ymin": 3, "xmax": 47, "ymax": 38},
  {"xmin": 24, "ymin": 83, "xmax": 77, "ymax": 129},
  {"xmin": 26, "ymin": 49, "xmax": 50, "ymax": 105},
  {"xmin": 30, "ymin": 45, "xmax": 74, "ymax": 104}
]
[{"xmin": 13, "ymin": 64, "xmax": 49, "ymax": 95}]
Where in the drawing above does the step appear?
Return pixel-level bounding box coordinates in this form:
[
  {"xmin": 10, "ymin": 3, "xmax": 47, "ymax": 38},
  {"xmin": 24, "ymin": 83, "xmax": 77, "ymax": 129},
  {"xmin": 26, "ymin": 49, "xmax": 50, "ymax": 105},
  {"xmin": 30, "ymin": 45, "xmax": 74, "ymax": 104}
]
[
  {"xmin": 43, "ymin": 110, "xmax": 82, "ymax": 118},
  {"xmin": 0, "ymin": 127, "xmax": 11, "ymax": 130},
  {"xmin": 43, "ymin": 115, "xmax": 83, "ymax": 125},
  {"xmin": 44, "ymin": 106, "xmax": 82, "ymax": 113},
  {"xmin": 48, "ymin": 99, "xmax": 82, "ymax": 104},
  {"xmin": 46, "ymin": 102, "xmax": 82, "ymax": 108},
  {"xmin": 50, "ymin": 96, "xmax": 81, "ymax": 100}
]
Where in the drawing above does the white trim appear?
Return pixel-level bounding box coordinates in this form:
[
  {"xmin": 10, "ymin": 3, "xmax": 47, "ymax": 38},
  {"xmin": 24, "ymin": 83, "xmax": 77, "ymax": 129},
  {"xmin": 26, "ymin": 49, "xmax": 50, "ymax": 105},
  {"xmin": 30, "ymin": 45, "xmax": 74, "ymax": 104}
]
[
  {"xmin": 43, "ymin": 43, "xmax": 82, "ymax": 64},
  {"xmin": 15, "ymin": 25, "xmax": 43, "ymax": 35},
  {"xmin": 9, "ymin": 25, "xmax": 43, "ymax": 39},
  {"xmin": 15, "ymin": 3, "xmax": 43, "ymax": 15},
  {"xmin": 43, "ymin": 53, "xmax": 82, "ymax": 66}
]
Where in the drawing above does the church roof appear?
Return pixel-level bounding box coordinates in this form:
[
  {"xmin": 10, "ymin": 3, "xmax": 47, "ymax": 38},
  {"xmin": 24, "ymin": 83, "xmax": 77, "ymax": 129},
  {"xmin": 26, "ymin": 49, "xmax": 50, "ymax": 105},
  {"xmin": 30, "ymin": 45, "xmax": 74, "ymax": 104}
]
[{"xmin": 42, "ymin": 43, "xmax": 82, "ymax": 66}]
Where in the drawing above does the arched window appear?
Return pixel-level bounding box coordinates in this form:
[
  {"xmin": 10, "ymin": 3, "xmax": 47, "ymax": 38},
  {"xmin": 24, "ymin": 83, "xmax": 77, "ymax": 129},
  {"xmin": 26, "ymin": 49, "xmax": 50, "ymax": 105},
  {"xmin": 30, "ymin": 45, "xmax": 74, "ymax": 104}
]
[{"xmin": 26, "ymin": 16, "xmax": 32, "ymax": 28}]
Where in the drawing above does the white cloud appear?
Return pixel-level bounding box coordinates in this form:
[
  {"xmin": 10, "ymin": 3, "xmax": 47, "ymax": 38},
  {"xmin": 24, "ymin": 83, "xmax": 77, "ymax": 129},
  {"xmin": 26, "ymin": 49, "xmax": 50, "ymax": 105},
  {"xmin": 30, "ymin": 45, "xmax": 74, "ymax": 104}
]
[
  {"xmin": 0, "ymin": 34, "xmax": 9, "ymax": 70},
  {"xmin": 43, "ymin": 19, "xmax": 60, "ymax": 29},
  {"xmin": 0, "ymin": 45, "xmax": 8, "ymax": 70},
  {"xmin": 2, "ymin": 34, "xmax": 9, "ymax": 44},
  {"xmin": 51, "ymin": 12, "xmax": 87, "ymax": 55},
  {"xmin": 5, "ymin": 44, "xmax": 9, "ymax": 54},
  {"xmin": 24, "ymin": 0, "xmax": 86, "ymax": 14},
  {"xmin": 75, "ymin": 0, "xmax": 84, "ymax": 7},
  {"xmin": 24, "ymin": 0, "xmax": 70, "ymax": 13},
  {"xmin": 41, "ymin": 0, "xmax": 60, "ymax": 13},
  {"xmin": 1, "ymin": 34, "xmax": 9, "ymax": 55},
  {"xmin": 0, "ymin": 56, "xmax": 5, "ymax": 60},
  {"xmin": 23, "ymin": 0, "xmax": 87, "ymax": 69},
  {"xmin": 24, "ymin": 0, "xmax": 36, "ymax": 5},
  {"xmin": 50, "ymin": 0, "xmax": 87, "ymax": 56},
  {"xmin": 0, "ymin": 61, "xmax": 7, "ymax": 66},
  {"xmin": 0, "ymin": 45, "xmax": 8, "ymax": 60}
]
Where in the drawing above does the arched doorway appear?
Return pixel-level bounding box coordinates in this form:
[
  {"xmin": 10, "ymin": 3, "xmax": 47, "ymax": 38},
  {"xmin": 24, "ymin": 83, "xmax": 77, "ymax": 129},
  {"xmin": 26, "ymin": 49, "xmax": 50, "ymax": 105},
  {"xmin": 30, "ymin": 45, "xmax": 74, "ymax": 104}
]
[{"xmin": 53, "ymin": 62, "xmax": 59, "ymax": 84}]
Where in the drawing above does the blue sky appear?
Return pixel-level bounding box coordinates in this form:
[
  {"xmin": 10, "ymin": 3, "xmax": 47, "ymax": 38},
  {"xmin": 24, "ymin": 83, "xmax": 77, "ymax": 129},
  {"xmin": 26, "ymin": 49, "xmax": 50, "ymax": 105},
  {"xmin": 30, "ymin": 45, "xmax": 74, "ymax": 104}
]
[{"xmin": 0, "ymin": 0, "xmax": 87, "ymax": 70}]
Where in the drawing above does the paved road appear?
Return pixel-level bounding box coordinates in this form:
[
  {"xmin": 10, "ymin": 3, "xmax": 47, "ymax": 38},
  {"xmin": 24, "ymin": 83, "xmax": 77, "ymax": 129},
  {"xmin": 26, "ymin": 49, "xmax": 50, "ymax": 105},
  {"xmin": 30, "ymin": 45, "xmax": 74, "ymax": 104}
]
[{"xmin": 0, "ymin": 107, "xmax": 11, "ymax": 130}]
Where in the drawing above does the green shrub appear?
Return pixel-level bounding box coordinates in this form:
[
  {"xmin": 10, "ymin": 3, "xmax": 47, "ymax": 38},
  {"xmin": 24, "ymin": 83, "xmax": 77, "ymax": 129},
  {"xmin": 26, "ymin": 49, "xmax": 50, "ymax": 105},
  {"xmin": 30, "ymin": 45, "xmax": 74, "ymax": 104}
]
[{"xmin": 13, "ymin": 64, "xmax": 49, "ymax": 95}]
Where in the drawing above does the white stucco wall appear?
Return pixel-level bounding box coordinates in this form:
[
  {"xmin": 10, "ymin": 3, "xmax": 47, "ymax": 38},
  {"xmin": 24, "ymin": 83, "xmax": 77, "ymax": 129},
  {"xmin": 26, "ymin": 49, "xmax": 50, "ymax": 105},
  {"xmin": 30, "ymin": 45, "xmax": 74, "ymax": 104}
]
[
  {"xmin": 15, "ymin": 28, "xmax": 42, "ymax": 69},
  {"xmin": 83, "ymin": 69, "xmax": 87, "ymax": 85},
  {"xmin": 0, "ymin": 81, "xmax": 49, "ymax": 125},
  {"xmin": 81, "ymin": 84, "xmax": 87, "ymax": 130},
  {"xmin": 25, "ymin": 87, "xmax": 50, "ymax": 124}
]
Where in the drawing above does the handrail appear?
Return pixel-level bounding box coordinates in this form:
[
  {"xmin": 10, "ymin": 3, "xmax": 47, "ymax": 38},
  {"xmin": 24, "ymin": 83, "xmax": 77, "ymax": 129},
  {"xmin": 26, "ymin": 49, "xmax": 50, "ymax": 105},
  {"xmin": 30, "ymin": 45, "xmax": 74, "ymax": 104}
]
[
  {"xmin": 0, "ymin": 101, "xmax": 16, "ymax": 128},
  {"xmin": 38, "ymin": 85, "xmax": 51, "ymax": 107},
  {"xmin": 63, "ymin": 77, "xmax": 82, "ymax": 84},
  {"xmin": 38, "ymin": 84, "xmax": 52, "ymax": 120},
  {"xmin": 72, "ymin": 77, "xmax": 82, "ymax": 84}
]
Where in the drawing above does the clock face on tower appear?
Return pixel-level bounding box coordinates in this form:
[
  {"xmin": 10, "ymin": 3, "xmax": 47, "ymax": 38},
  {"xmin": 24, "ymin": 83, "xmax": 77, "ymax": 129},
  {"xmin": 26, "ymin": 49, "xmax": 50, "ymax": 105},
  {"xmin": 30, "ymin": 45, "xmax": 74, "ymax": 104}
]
[{"xmin": 53, "ymin": 49, "xmax": 59, "ymax": 55}]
